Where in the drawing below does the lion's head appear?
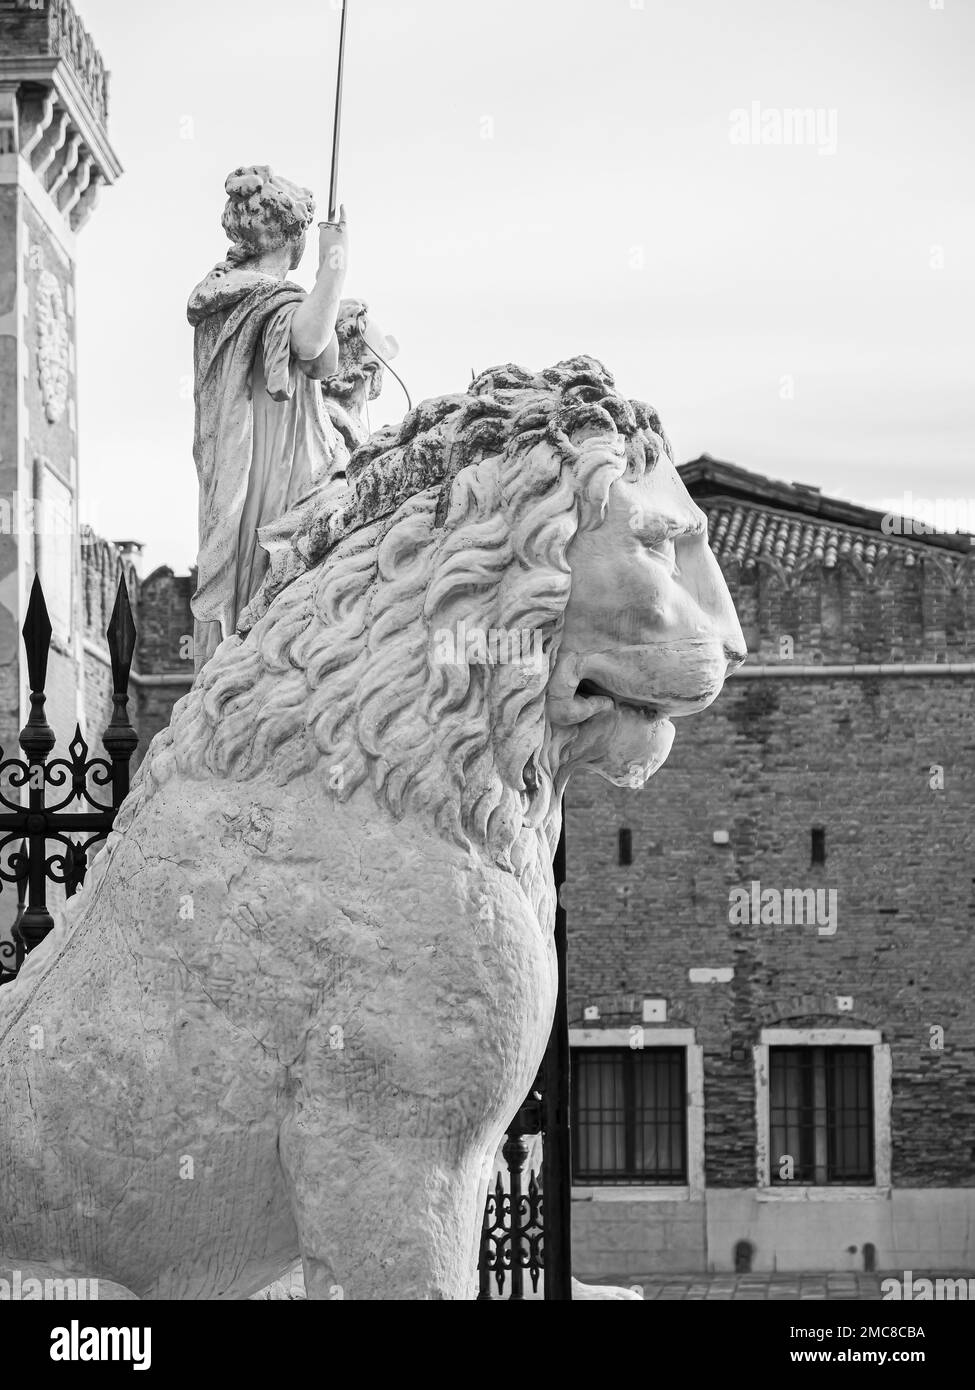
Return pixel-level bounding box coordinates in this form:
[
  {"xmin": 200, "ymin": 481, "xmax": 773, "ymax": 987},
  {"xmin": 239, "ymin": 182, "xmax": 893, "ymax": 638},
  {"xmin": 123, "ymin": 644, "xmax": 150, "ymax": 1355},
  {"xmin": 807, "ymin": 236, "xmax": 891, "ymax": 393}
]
[{"xmin": 144, "ymin": 357, "xmax": 744, "ymax": 869}]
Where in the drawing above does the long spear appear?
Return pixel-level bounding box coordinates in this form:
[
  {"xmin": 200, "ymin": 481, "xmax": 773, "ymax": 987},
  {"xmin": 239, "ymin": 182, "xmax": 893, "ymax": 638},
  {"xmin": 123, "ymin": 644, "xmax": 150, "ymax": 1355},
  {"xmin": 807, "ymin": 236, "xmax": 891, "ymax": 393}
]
[{"xmin": 327, "ymin": 0, "xmax": 349, "ymax": 222}]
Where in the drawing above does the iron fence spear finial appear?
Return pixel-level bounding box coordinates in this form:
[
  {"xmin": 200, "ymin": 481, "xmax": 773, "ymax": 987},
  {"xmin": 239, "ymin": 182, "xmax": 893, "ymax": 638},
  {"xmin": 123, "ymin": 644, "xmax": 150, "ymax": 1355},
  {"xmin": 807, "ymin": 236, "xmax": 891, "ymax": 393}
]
[
  {"xmin": 18, "ymin": 576, "xmax": 55, "ymax": 954},
  {"xmin": 103, "ymin": 572, "xmax": 139, "ymax": 805}
]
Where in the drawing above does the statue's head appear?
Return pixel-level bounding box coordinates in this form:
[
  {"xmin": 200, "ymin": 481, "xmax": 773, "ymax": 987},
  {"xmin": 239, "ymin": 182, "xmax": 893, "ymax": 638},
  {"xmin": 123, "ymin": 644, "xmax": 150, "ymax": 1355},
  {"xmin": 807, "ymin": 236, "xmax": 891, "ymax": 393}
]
[
  {"xmin": 221, "ymin": 165, "xmax": 315, "ymax": 270},
  {"xmin": 154, "ymin": 357, "xmax": 744, "ymax": 875}
]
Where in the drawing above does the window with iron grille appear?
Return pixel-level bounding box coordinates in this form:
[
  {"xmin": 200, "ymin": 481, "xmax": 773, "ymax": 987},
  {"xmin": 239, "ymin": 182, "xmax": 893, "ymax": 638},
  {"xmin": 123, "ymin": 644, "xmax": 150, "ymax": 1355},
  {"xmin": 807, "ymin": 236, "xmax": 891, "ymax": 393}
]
[
  {"xmin": 571, "ymin": 1047, "xmax": 687, "ymax": 1184},
  {"xmin": 769, "ymin": 1046, "xmax": 874, "ymax": 1185}
]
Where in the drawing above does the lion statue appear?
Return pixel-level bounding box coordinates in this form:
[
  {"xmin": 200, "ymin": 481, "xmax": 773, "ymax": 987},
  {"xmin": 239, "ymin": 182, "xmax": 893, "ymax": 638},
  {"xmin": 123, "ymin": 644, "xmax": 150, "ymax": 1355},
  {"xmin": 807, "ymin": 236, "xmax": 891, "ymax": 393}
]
[{"xmin": 0, "ymin": 357, "xmax": 744, "ymax": 1300}]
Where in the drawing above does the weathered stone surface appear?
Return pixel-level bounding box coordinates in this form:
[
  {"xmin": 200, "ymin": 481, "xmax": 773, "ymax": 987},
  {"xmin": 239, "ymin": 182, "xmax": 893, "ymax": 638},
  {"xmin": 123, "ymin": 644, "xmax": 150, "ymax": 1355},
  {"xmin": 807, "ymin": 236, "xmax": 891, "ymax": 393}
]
[
  {"xmin": 189, "ymin": 166, "xmax": 348, "ymax": 669},
  {"xmin": 0, "ymin": 358, "xmax": 743, "ymax": 1299},
  {"xmin": 241, "ymin": 299, "xmax": 399, "ymax": 631}
]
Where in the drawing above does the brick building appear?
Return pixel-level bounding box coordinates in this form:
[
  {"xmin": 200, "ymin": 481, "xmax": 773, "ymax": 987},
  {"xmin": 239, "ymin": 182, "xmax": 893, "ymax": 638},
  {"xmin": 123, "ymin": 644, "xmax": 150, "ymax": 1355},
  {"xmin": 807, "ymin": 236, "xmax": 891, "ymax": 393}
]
[{"xmin": 566, "ymin": 457, "xmax": 975, "ymax": 1278}]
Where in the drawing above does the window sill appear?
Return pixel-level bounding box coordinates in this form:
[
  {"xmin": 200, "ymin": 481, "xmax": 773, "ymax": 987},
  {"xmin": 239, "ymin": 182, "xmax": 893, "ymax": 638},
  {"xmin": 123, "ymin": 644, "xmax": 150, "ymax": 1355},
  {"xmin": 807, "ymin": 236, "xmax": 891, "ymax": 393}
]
[
  {"xmin": 572, "ymin": 1185, "xmax": 694, "ymax": 1203},
  {"xmin": 756, "ymin": 1185, "xmax": 891, "ymax": 1202}
]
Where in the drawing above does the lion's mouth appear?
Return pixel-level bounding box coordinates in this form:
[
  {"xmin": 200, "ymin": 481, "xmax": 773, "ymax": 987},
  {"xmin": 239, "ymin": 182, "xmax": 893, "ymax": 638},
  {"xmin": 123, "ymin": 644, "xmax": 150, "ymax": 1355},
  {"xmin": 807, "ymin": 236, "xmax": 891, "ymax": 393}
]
[{"xmin": 574, "ymin": 678, "xmax": 665, "ymax": 720}]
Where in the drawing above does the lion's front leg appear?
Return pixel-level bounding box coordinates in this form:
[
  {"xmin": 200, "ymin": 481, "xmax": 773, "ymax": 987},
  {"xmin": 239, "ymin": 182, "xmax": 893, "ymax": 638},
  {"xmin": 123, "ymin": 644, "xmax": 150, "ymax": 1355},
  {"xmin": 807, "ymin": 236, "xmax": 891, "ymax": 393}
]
[{"xmin": 278, "ymin": 1102, "xmax": 484, "ymax": 1301}]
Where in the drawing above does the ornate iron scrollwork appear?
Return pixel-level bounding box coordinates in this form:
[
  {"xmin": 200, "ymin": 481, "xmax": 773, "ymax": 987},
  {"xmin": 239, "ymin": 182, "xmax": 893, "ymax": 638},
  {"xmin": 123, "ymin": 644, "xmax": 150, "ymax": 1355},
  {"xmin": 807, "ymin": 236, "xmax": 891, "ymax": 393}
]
[{"xmin": 0, "ymin": 572, "xmax": 138, "ymax": 987}]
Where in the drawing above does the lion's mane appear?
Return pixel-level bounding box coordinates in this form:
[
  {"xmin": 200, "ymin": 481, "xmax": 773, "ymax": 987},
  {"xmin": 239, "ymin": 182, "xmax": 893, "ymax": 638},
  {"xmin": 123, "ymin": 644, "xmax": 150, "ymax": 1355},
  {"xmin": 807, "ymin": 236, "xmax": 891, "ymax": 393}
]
[{"xmin": 139, "ymin": 357, "xmax": 672, "ymax": 872}]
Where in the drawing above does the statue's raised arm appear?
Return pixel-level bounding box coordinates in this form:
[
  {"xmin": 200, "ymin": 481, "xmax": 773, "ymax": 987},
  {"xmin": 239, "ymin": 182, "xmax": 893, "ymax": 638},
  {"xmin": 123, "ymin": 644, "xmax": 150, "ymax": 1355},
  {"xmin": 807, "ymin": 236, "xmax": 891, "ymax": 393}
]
[{"xmin": 187, "ymin": 166, "xmax": 348, "ymax": 670}]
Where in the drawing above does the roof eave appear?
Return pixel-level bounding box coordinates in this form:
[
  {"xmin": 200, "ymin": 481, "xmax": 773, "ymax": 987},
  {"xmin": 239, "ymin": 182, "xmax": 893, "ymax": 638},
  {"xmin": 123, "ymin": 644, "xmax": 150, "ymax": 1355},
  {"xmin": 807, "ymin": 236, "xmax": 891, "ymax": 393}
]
[{"xmin": 679, "ymin": 455, "xmax": 973, "ymax": 556}]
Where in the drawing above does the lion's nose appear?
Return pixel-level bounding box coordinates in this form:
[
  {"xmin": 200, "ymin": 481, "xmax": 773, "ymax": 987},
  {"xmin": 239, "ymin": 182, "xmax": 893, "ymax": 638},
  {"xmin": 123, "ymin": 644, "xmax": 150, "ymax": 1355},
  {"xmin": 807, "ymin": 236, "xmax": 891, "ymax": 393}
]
[{"xmin": 723, "ymin": 641, "xmax": 747, "ymax": 671}]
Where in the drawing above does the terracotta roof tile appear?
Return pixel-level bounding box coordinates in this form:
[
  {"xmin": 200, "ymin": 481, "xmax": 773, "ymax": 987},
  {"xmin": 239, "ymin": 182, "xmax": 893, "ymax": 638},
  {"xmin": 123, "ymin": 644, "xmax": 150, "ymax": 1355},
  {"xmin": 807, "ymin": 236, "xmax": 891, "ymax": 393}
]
[{"xmin": 702, "ymin": 501, "xmax": 913, "ymax": 573}]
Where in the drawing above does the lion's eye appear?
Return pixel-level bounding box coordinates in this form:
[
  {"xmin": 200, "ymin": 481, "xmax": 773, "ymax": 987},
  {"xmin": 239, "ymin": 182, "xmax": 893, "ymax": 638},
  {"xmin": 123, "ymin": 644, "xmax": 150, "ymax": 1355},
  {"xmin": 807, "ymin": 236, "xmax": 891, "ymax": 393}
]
[{"xmin": 642, "ymin": 536, "xmax": 679, "ymax": 577}]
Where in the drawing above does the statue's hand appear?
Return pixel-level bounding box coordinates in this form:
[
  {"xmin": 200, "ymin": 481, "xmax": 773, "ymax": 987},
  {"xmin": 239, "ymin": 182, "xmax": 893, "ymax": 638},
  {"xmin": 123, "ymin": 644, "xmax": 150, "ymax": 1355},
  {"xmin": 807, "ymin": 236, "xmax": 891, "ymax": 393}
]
[
  {"xmin": 318, "ymin": 206, "xmax": 348, "ymax": 277},
  {"xmin": 293, "ymin": 207, "xmax": 347, "ymax": 360}
]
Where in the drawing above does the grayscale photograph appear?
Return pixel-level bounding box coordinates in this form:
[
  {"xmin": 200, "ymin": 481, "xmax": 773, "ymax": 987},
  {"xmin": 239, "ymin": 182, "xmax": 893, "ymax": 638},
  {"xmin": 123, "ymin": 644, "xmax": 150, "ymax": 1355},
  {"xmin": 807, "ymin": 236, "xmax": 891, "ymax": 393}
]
[{"xmin": 0, "ymin": 0, "xmax": 971, "ymax": 1365}]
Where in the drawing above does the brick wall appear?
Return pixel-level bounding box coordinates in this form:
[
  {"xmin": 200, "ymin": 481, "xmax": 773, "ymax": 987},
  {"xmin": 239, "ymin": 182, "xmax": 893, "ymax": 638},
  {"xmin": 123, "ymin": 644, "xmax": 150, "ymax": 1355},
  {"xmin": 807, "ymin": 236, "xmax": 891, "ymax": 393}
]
[
  {"xmin": 731, "ymin": 557, "xmax": 973, "ymax": 665},
  {"xmin": 132, "ymin": 566, "xmax": 195, "ymax": 761},
  {"xmin": 0, "ymin": 1, "xmax": 50, "ymax": 55},
  {"xmin": 135, "ymin": 566, "xmax": 195, "ymax": 673},
  {"xmin": 567, "ymin": 500, "xmax": 975, "ymax": 1193}
]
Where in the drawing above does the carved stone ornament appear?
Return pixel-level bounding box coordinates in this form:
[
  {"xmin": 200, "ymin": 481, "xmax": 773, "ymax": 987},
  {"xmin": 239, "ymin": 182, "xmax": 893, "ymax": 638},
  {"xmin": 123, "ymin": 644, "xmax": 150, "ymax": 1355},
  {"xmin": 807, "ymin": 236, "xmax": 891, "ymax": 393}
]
[{"xmin": 35, "ymin": 268, "xmax": 69, "ymax": 424}]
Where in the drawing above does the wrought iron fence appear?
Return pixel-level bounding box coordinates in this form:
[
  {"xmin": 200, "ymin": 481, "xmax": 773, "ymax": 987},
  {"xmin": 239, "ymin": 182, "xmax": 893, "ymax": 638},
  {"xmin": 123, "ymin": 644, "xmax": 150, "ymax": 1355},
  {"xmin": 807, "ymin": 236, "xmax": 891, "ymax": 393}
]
[
  {"xmin": 0, "ymin": 572, "xmax": 138, "ymax": 986},
  {"xmin": 476, "ymin": 822, "xmax": 572, "ymax": 1300},
  {"xmin": 478, "ymin": 1087, "xmax": 544, "ymax": 1299}
]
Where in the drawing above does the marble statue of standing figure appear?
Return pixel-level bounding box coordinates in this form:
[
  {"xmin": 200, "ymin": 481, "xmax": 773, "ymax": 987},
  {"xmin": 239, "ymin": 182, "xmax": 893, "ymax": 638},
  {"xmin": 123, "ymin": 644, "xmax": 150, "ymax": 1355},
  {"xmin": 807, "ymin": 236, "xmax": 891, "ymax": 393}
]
[{"xmin": 187, "ymin": 165, "xmax": 348, "ymax": 670}]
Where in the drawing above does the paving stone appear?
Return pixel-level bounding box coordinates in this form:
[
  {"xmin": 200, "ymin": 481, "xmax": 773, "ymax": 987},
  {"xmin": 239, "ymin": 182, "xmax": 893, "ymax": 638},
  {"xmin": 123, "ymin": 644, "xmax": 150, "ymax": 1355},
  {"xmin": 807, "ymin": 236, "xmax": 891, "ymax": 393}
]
[{"xmin": 621, "ymin": 1270, "xmax": 922, "ymax": 1302}]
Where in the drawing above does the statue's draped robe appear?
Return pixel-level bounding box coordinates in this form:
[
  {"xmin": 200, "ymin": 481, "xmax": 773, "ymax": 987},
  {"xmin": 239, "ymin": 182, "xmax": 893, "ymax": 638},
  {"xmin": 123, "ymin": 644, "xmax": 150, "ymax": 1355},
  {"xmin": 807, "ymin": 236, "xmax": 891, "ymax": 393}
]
[{"xmin": 187, "ymin": 267, "xmax": 343, "ymax": 669}]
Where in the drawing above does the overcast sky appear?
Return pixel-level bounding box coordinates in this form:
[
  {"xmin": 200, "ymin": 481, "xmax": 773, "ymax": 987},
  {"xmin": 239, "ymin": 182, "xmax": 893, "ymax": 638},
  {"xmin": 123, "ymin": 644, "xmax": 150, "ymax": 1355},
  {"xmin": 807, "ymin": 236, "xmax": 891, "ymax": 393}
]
[{"xmin": 75, "ymin": 0, "xmax": 974, "ymax": 576}]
